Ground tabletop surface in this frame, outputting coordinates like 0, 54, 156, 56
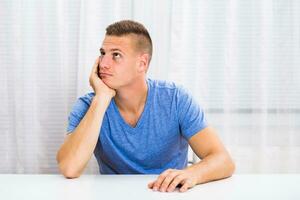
0, 174, 299, 200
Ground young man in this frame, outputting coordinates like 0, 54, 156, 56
56, 20, 235, 193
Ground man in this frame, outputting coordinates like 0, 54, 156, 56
56, 20, 235, 193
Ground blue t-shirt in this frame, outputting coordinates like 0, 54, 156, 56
67, 79, 207, 174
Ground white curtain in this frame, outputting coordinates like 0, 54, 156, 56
1, 0, 299, 174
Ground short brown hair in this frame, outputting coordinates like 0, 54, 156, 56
106, 20, 153, 63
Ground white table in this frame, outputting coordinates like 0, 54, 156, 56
0, 174, 299, 200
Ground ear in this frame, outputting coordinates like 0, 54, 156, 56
137, 53, 149, 73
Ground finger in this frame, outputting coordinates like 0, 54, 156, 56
148, 181, 155, 189
179, 180, 191, 193
159, 171, 181, 192
166, 174, 185, 192
152, 169, 173, 191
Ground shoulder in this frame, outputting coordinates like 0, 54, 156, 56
148, 78, 190, 99
77, 92, 95, 105
67, 92, 95, 133
148, 78, 177, 89
147, 78, 186, 95
71, 92, 95, 113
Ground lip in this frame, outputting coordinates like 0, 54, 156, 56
99, 73, 113, 76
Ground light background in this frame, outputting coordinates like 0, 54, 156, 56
0, 0, 299, 174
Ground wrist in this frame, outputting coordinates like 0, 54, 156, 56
185, 164, 203, 185
95, 89, 115, 99
93, 93, 113, 106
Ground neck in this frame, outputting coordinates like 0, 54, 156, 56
114, 77, 148, 113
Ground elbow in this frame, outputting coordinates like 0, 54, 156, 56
229, 159, 236, 176
62, 170, 81, 179
217, 151, 236, 178
58, 163, 82, 179
56, 154, 81, 179
226, 154, 236, 177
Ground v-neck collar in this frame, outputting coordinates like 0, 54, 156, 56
112, 79, 152, 133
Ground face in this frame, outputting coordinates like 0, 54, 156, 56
99, 35, 148, 89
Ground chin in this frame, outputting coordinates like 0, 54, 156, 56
102, 79, 118, 90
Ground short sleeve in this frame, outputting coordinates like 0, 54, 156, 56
66, 93, 95, 133
176, 86, 208, 140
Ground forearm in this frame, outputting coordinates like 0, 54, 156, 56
186, 152, 235, 185
57, 94, 111, 177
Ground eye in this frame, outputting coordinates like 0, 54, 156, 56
112, 52, 121, 59
100, 51, 105, 56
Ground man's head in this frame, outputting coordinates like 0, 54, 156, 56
106, 20, 152, 62
99, 20, 153, 89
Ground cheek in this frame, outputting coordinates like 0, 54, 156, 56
112, 60, 139, 83
119, 62, 138, 77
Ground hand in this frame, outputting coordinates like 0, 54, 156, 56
89, 57, 116, 98
148, 168, 198, 193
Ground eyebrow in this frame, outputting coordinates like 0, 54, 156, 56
99, 48, 125, 54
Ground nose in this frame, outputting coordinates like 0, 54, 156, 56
99, 54, 111, 69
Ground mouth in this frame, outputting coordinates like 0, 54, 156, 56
99, 73, 113, 76
99, 73, 113, 79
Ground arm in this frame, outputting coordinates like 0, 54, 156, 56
148, 126, 235, 192
186, 126, 235, 184
56, 57, 115, 178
